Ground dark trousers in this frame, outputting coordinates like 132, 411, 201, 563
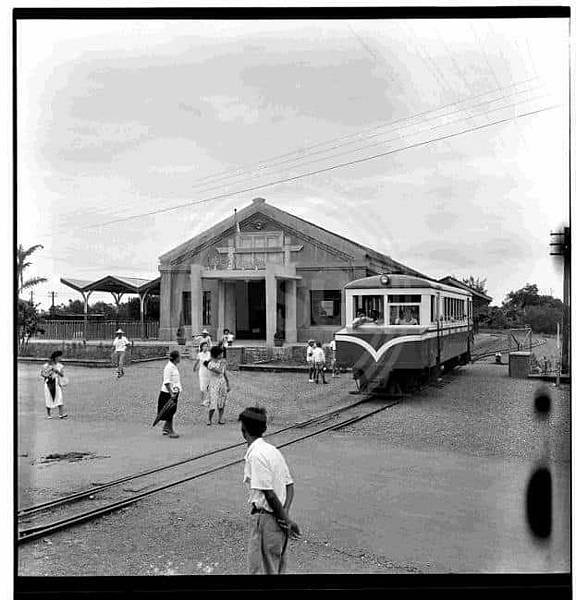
157, 391, 178, 432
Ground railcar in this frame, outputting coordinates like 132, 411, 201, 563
335, 274, 474, 393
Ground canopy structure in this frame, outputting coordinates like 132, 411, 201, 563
60, 275, 161, 339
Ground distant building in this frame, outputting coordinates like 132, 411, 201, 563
158, 198, 425, 345
438, 276, 492, 332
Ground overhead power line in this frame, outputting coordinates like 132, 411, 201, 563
64, 83, 549, 231
83, 103, 558, 230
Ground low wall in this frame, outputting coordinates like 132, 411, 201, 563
19, 341, 170, 364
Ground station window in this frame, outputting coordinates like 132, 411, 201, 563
352, 295, 385, 323
310, 290, 341, 325
203, 291, 211, 325
182, 292, 191, 326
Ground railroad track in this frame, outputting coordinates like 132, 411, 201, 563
18, 354, 481, 545
18, 396, 400, 545
470, 337, 546, 363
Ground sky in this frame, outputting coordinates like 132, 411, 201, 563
16, 16, 569, 309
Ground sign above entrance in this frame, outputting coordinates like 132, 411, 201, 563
213, 231, 303, 270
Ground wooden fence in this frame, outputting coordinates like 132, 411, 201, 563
37, 320, 160, 340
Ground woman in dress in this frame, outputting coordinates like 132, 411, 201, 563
193, 341, 211, 407
40, 350, 68, 419
204, 344, 231, 426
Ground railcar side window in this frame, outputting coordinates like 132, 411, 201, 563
387, 295, 421, 325
389, 305, 420, 325
352, 295, 384, 323
442, 297, 465, 321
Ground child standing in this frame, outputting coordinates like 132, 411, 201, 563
312, 342, 328, 385
306, 340, 315, 383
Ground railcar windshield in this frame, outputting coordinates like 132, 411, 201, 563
388, 294, 421, 325
352, 295, 385, 325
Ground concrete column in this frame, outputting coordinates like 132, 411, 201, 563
265, 270, 277, 346
159, 270, 172, 340
190, 264, 203, 338
217, 279, 225, 340
285, 279, 297, 343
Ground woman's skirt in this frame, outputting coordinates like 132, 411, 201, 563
44, 379, 63, 409
207, 376, 227, 410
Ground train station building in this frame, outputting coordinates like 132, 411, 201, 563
158, 197, 424, 345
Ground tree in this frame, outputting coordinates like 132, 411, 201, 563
17, 299, 45, 351
503, 284, 540, 310
461, 276, 488, 295
17, 244, 47, 296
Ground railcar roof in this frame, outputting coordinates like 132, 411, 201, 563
344, 274, 472, 295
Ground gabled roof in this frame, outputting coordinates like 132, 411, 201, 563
61, 275, 161, 295
159, 197, 426, 278
439, 276, 492, 302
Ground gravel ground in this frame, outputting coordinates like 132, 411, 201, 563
17, 357, 570, 575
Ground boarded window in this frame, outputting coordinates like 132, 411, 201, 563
182, 292, 191, 326
203, 291, 211, 326
310, 290, 341, 326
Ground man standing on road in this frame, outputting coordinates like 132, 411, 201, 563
112, 328, 131, 378
239, 406, 301, 574
155, 350, 182, 439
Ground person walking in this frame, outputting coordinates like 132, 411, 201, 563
328, 334, 340, 378
155, 350, 182, 438
112, 328, 131, 378
205, 344, 230, 425
40, 350, 68, 419
306, 340, 315, 383
198, 329, 212, 349
239, 406, 301, 575
312, 341, 328, 384
193, 341, 211, 408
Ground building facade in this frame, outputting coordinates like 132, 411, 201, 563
158, 198, 424, 345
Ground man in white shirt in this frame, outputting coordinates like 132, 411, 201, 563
312, 342, 328, 384
155, 350, 182, 439
239, 406, 301, 574
306, 340, 315, 383
112, 328, 131, 378
328, 335, 340, 378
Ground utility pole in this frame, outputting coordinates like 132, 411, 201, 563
29, 290, 34, 305
550, 227, 570, 373
49, 291, 57, 313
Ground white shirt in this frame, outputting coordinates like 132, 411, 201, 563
306, 345, 314, 363
312, 347, 326, 364
329, 340, 336, 354
113, 336, 130, 352
243, 438, 293, 512
161, 361, 182, 394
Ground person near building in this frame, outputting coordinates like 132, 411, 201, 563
205, 344, 230, 425
328, 334, 340, 378
306, 340, 315, 383
198, 329, 212, 349
155, 350, 182, 439
40, 350, 68, 419
239, 406, 301, 575
193, 340, 211, 407
312, 341, 328, 384
112, 328, 131, 378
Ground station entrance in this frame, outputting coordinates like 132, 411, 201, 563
234, 280, 266, 340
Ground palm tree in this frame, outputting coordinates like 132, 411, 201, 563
17, 243, 47, 297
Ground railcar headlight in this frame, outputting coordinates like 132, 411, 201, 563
380, 275, 389, 285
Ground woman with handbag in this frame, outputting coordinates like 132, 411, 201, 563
40, 350, 68, 419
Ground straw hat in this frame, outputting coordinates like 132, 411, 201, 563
116, 328, 124, 334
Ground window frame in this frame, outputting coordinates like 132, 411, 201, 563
309, 289, 342, 326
